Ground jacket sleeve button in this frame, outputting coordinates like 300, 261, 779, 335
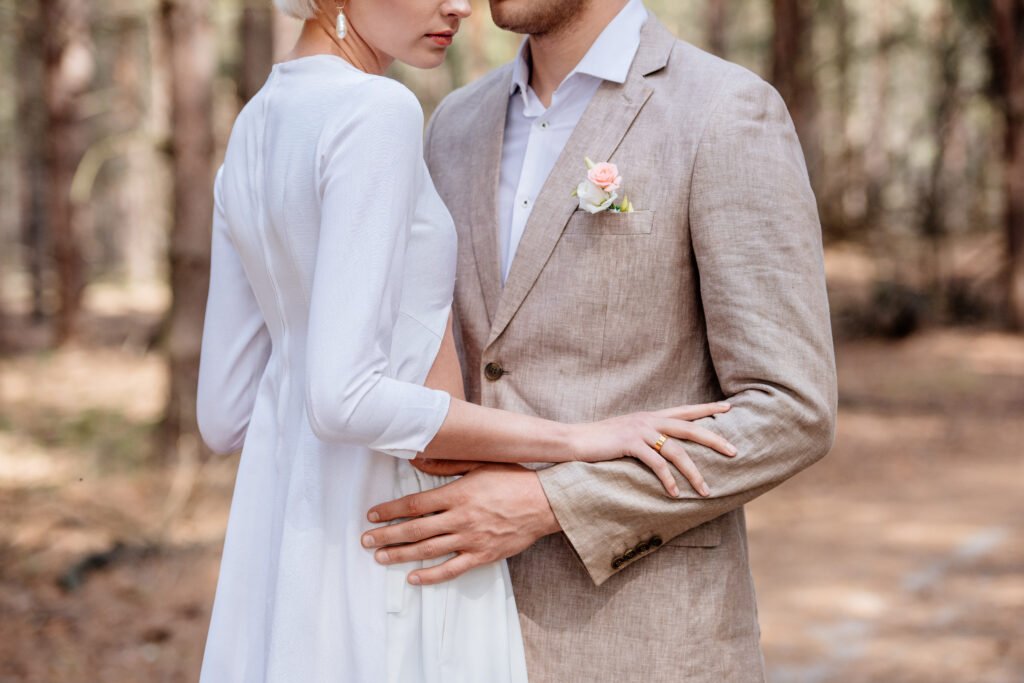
650, 536, 663, 548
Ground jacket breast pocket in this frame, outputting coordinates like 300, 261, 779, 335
563, 209, 655, 236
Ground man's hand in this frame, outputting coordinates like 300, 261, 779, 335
409, 456, 486, 477
362, 464, 561, 585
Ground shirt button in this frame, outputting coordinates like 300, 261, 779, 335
521, 199, 529, 208
539, 121, 549, 129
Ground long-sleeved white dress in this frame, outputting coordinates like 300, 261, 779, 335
195, 54, 527, 683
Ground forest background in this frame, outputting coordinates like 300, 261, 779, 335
0, 1, 1022, 681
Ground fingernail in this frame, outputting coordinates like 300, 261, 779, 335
361, 534, 375, 548
408, 574, 421, 585
700, 484, 711, 496
670, 486, 679, 497
375, 549, 389, 563
727, 444, 738, 456
367, 511, 380, 523
719, 403, 731, 409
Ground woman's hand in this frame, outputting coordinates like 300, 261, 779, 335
569, 402, 737, 498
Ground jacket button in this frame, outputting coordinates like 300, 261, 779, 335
484, 362, 505, 381
611, 556, 624, 569
635, 541, 650, 554
650, 536, 663, 548
622, 548, 637, 561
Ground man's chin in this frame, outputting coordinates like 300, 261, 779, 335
487, 4, 529, 34
488, 0, 586, 37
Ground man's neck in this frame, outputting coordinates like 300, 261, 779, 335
527, 0, 630, 107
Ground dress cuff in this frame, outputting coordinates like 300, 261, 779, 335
371, 386, 452, 460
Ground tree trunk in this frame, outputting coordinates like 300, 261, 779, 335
706, 0, 728, 58
239, 0, 275, 103
812, 0, 853, 241
992, 0, 1024, 329
110, 15, 164, 287
41, 0, 94, 344
16, 0, 48, 323
864, 3, 892, 233
919, 4, 960, 307
159, 0, 216, 459
770, 0, 820, 188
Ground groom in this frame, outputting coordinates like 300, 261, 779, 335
364, 0, 837, 679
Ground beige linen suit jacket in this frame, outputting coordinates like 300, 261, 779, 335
424, 15, 838, 683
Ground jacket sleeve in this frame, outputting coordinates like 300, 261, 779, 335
536, 72, 838, 586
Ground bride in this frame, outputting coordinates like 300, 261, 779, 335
195, 0, 736, 680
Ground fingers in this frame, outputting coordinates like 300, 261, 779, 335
657, 417, 738, 457
361, 513, 451, 549
372, 534, 462, 565
408, 552, 481, 586
411, 458, 483, 477
410, 458, 449, 476
632, 444, 681, 497
660, 438, 710, 497
638, 428, 712, 498
367, 487, 450, 524
655, 401, 731, 421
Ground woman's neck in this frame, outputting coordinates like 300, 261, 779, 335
282, 17, 392, 76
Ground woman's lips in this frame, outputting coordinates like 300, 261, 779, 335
427, 32, 454, 47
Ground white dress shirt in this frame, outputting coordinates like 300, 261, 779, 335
498, 0, 648, 282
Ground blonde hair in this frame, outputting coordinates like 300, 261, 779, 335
274, 0, 326, 20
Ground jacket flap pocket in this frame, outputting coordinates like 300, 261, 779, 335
664, 517, 723, 547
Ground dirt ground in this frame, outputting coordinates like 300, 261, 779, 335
0, 296, 1021, 682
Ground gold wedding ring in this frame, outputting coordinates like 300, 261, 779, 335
653, 433, 668, 453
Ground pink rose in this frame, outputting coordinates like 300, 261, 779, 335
587, 162, 622, 192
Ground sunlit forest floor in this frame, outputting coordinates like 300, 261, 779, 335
0, 281, 1022, 682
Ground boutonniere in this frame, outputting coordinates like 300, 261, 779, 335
570, 157, 635, 214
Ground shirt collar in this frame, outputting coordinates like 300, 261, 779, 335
509, 0, 649, 98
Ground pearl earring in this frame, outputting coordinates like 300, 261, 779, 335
336, 3, 347, 40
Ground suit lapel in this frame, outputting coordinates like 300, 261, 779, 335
486, 17, 676, 348
466, 67, 513, 325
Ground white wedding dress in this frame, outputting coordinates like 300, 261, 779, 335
195, 54, 528, 683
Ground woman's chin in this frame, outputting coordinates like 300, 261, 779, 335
399, 49, 450, 71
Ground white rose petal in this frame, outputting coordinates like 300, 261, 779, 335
576, 180, 617, 214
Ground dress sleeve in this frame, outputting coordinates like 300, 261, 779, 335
304, 80, 452, 459
197, 165, 273, 454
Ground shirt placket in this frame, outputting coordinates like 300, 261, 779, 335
505, 121, 549, 278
